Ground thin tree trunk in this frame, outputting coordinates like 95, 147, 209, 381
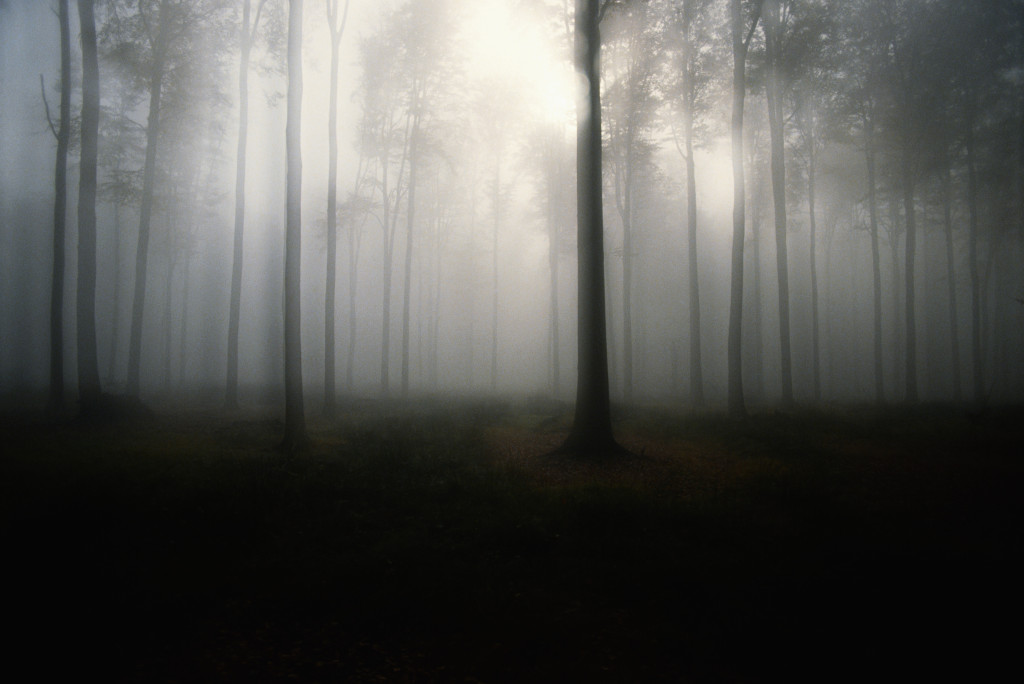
682, 32, 704, 406
282, 0, 308, 453
227, 0, 255, 410
548, 143, 561, 396
47, 0, 71, 416
940, 142, 962, 402
902, 152, 918, 403
727, 0, 760, 418
764, 0, 793, 408
806, 109, 821, 403
402, 107, 419, 396
77, 0, 102, 410
491, 155, 500, 392
127, 0, 171, 398
865, 110, 884, 404
966, 104, 984, 405
324, 0, 349, 414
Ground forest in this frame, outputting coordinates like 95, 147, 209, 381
2, 0, 1023, 680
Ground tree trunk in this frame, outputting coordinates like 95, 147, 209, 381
806, 108, 821, 403
48, 0, 71, 416
126, 0, 171, 399
902, 151, 918, 403
865, 110, 884, 404
491, 155, 500, 392
966, 103, 984, 405
727, 0, 759, 419
764, 0, 793, 408
940, 141, 962, 402
324, 0, 348, 414
682, 22, 704, 406
548, 141, 561, 396
557, 0, 620, 457
402, 108, 419, 397
77, 0, 102, 412
226, 0, 253, 410
281, 0, 308, 454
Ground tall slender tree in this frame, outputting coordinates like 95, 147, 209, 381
78, 0, 103, 412
226, 0, 270, 410
323, 0, 350, 413
281, 0, 308, 453
45, 0, 71, 416
727, 0, 762, 418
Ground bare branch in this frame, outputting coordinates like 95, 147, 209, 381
40, 74, 59, 139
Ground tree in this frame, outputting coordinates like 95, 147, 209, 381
602, 0, 662, 403
77, 0, 103, 412
44, 0, 72, 415
668, 0, 718, 407
761, 0, 793, 407
556, 0, 623, 457
727, 0, 762, 418
323, 0, 350, 413
226, 0, 271, 410
281, 0, 308, 453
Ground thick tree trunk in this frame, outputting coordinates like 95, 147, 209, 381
77, 0, 102, 410
226, 1, 253, 410
621, 165, 634, 403
48, 0, 71, 416
346, 212, 359, 389
764, 0, 793, 408
281, 0, 308, 453
865, 111, 884, 404
727, 0, 759, 419
557, 0, 620, 456
126, 0, 170, 399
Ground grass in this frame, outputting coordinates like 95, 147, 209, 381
2, 400, 1022, 682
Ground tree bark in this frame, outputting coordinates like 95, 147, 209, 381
805, 105, 820, 403
902, 151, 918, 403
77, 0, 102, 410
282, 0, 308, 453
557, 0, 620, 457
47, 0, 71, 416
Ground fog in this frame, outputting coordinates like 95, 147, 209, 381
2, 0, 1023, 414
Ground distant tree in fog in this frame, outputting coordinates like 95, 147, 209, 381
104, 0, 230, 398
602, 0, 663, 403
44, 0, 71, 415
282, 0, 308, 454
77, 0, 103, 411
226, 0, 274, 411
727, 0, 762, 419
323, 0, 350, 415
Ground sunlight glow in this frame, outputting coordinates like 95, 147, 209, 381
461, 0, 575, 124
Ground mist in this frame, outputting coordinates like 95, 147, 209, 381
2, 0, 1024, 414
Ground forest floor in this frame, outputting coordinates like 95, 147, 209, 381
2, 398, 1022, 682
